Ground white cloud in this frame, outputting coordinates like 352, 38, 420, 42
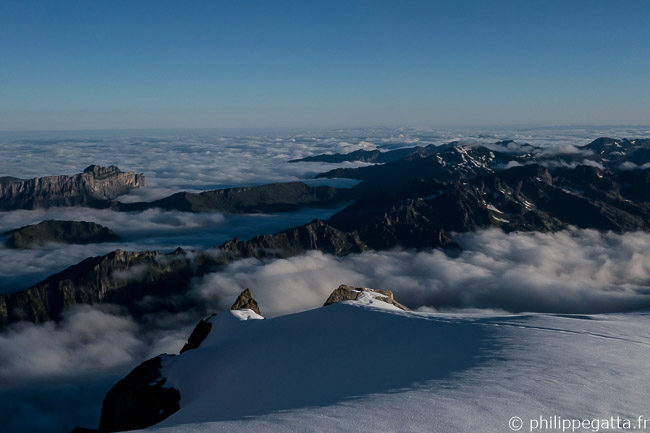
191, 229, 650, 317
0, 304, 197, 433
0, 305, 140, 383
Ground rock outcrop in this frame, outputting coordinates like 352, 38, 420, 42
178, 315, 216, 355
98, 355, 180, 432
0, 165, 145, 210
229, 288, 262, 316
5, 220, 120, 248
324, 284, 411, 311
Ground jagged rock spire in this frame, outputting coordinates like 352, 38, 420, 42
230, 288, 262, 316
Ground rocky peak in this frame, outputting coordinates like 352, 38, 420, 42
230, 288, 262, 316
324, 284, 411, 311
582, 137, 621, 152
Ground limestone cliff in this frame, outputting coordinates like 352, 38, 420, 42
0, 165, 145, 210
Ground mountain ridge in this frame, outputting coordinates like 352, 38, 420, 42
0, 165, 145, 211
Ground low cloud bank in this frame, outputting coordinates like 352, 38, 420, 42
192, 229, 650, 317
0, 305, 193, 385
0, 305, 196, 433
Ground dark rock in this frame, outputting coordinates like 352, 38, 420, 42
327, 197, 459, 250
87, 289, 265, 432
6, 219, 120, 249
324, 284, 410, 311
98, 355, 180, 432
179, 314, 216, 354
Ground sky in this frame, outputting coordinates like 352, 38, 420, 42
1, 0, 650, 130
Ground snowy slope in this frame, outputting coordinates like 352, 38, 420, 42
139, 300, 650, 433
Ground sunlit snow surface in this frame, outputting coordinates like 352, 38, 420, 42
137, 302, 650, 433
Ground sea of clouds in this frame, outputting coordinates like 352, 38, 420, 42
2, 126, 650, 432
2, 126, 649, 193
2, 126, 649, 292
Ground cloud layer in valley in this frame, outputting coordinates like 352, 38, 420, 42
0, 305, 198, 433
0, 206, 343, 293
192, 229, 650, 317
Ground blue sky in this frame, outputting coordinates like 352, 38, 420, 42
1, 0, 649, 130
